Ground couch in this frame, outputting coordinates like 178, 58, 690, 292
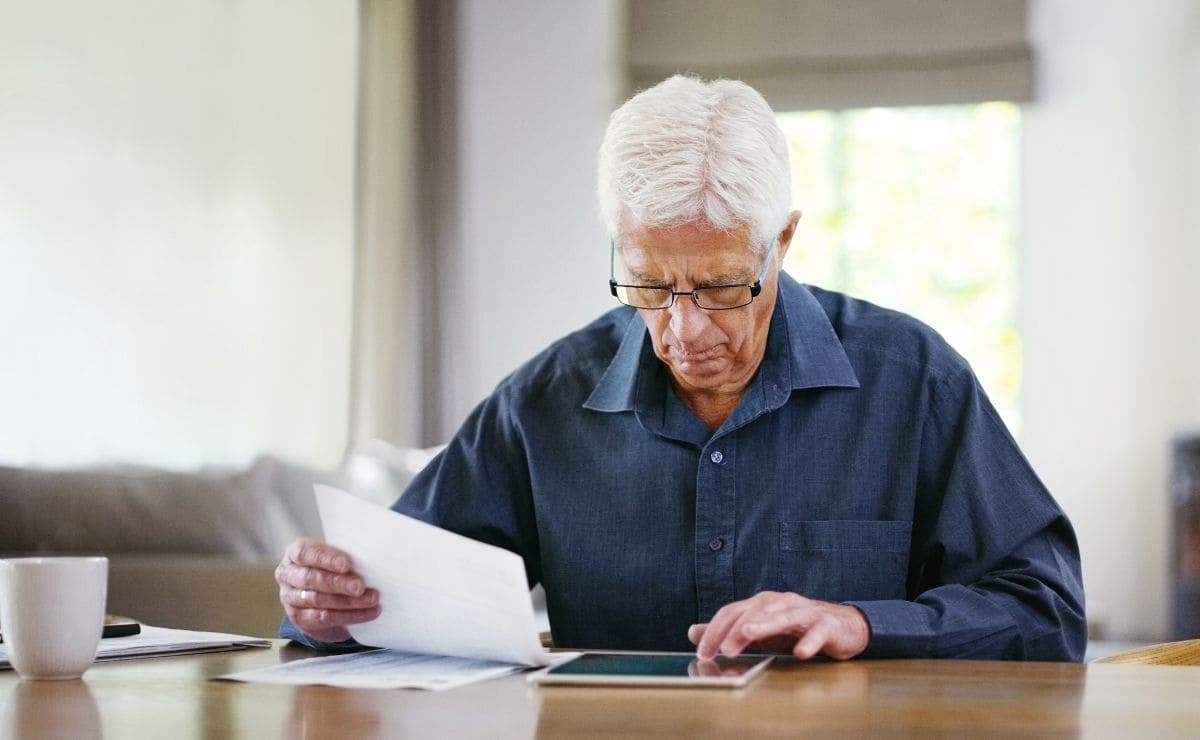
0, 442, 440, 638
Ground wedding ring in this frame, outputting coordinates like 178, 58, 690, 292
299, 589, 313, 607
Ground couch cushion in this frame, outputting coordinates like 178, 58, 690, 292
0, 442, 448, 561
106, 555, 282, 638
341, 440, 445, 508
0, 461, 276, 557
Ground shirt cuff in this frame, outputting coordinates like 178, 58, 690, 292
843, 600, 931, 658
277, 616, 362, 652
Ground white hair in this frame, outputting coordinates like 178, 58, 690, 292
597, 75, 791, 253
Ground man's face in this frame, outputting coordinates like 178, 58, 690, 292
617, 218, 794, 399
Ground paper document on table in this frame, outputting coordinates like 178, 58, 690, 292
1, 625, 269, 670
221, 649, 524, 691
314, 484, 553, 667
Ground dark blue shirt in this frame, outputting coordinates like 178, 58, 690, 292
286, 273, 1086, 660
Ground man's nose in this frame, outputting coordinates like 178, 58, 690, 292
667, 295, 710, 341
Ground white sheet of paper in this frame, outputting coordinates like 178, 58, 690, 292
1, 625, 269, 669
314, 484, 553, 667
221, 649, 524, 691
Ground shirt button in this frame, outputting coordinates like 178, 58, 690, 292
708, 537, 724, 551
709, 451, 724, 464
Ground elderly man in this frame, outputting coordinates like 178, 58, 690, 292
276, 76, 1086, 661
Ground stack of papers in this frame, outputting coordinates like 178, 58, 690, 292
0, 625, 269, 670
313, 485, 554, 666
221, 485, 567, 690
221, 649, 530, 691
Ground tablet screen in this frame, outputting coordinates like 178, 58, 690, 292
532, 653, 773, 687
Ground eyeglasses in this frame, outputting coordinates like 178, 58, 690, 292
608, 238, 777, 310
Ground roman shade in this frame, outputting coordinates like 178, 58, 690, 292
628, 0, 1032, 109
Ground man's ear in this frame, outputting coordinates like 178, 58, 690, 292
777, 210, 802, 262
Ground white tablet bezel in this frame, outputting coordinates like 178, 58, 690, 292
529, 652, 773, 688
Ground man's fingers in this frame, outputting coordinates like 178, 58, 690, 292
715, 623, 757, 658
285, 537, 353, 573
286, 604, 382, 644
740, 612, 792, 641
275, 537, 384, 644
693, 593, 870, 662
695, 601, 754, 659
717, 609, 797, 658
286, 586, 379, 611
275, 556, 367, 597
791, 619, 831, 660
290, 605, 381, 630
696, 592, 794, 659
276, 537, 362, 594
696, 592, 784, 658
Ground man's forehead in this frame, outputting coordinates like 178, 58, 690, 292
617, 231, 760, 278
619, 246, 752, 268
620, 220, 751, 246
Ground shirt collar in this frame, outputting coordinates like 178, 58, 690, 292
583, 272, 859, 415
583, 310, 646, 413
776, 271, 860, 392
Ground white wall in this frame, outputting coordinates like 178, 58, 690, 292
1023, 0, 1200, 640
433, 0, 622, 438
0, 1, 358, 469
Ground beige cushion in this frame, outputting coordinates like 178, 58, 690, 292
0, 461, 276, 557
106, 555, 281, 638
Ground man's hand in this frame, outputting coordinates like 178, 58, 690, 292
688, 591, 870, 661
274, 537, 381, 644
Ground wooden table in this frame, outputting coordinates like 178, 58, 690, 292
2, 642, 1198, 738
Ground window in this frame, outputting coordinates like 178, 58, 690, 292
778, 103, 1022, 431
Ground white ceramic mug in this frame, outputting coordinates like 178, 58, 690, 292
0, 556, 108, 680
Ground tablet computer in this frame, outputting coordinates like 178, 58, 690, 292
530, 652, 772, 688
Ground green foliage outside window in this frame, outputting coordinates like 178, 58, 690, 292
778, 103, 1022, 432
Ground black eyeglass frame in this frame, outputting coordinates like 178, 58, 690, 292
608, 238, 778, 311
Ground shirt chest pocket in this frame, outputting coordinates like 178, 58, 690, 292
777, 520, 911, 602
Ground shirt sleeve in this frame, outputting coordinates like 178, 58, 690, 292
277, 615, 364, 651
389, 386, 542, 588
847, 368, 1087, 661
